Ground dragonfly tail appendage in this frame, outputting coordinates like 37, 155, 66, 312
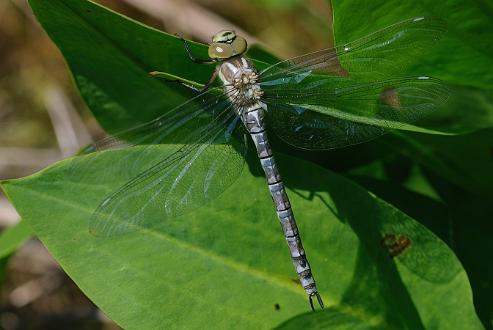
309, 292, 325, 311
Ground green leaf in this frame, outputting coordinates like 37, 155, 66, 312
421, 171, 493, 328
0, 220, 32, 283
276, 307, 375, 329
28, 0, 210, 133
377, 129, 493, 327
332, 1, 493, 89
0, 219, 32, 259
345, 134, 493, 327
1, 149, 482, 329
418, 86, 493, 134
330, 2, 493, 135
390, 128, 493, 197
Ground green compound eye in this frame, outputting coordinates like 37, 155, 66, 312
212, 30, 236, 43
208, 33, 247, 59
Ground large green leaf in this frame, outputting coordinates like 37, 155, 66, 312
387, 129, 493, 328
28, 0, 210, 133
332, 1, 493, 89
342, 134, 493, 328
1, 149, 482, 329
326, 3, 493, 321
325, 0, 493, 136
331, 1, 493, 135
421, 170, 493, 329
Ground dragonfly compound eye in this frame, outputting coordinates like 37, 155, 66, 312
212, 30, 236, 43
208, 32, 247, 59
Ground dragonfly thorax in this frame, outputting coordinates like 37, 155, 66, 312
218, 56, 263, 111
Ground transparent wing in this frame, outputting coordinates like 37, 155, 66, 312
257, 16, 448, 149
259, 16, 447, 83
86, 89, 247, 236
262, 76, 449, 149
81, 89, 232, 153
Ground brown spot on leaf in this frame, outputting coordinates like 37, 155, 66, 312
381, 233, 411, 257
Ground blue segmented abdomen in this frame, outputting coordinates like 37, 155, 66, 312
241, 102, 319, 296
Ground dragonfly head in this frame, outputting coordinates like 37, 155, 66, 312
209, 30, 247, 60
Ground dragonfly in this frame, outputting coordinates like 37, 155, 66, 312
84, 16, 449, 311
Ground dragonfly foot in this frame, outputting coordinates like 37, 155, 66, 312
309, 292, 324, 311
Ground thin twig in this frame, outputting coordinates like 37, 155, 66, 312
0, 147, 60, 168
43, 85, 92, 157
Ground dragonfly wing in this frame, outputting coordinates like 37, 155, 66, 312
259, 16, 446, 83
262, 76, 449, 149
81, 88, 232, 153
87, 90, 247, 236
258, 16, 448, 150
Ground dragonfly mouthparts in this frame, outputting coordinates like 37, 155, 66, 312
233, 70, 260, 88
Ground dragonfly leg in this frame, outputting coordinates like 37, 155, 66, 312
309, 292, 324, 312
150, 69, 218, 94
176, 33, 217, 64
150, 34, 218, 92
194, 69, 219, 93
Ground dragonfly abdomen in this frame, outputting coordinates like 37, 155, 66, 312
242, 103, 321, 300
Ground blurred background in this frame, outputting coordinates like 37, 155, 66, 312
0, 0, 333, 328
